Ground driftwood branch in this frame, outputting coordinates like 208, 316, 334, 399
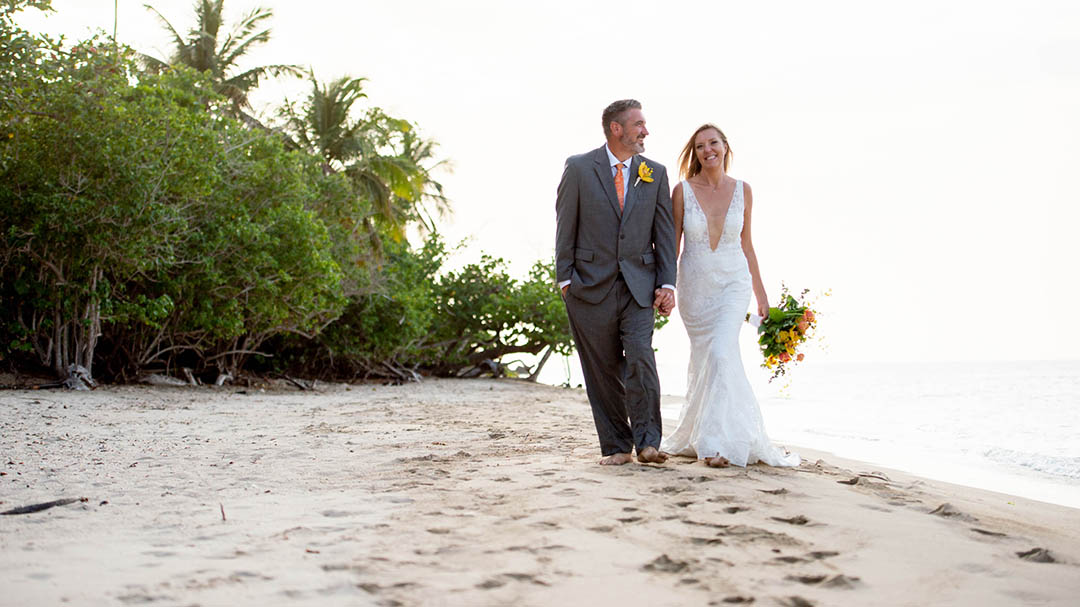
1, 497, 88, 515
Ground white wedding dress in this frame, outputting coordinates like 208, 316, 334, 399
660, 180, 799, 467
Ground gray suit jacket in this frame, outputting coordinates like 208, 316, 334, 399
555, 145, 677, 308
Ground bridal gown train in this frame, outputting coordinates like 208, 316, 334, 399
660, 180, 799, 467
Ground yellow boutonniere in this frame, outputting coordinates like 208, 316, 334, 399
634, 161, 654, 186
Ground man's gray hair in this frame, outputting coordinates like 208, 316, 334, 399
602, 99, 642, 138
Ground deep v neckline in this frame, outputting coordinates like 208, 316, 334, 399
688, 180, 738, 252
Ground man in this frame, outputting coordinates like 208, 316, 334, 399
555, 99, 677, 466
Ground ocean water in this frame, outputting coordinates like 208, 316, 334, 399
744, 360, 1080, 509
540, 355, 1080, 509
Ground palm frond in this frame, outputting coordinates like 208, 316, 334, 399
137, 52, 171, 74
219, 6, 274, 60
143, 4, 187, 52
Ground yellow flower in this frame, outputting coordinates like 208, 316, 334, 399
636, 161, 654, 185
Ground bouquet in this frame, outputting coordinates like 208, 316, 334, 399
746, 286, 819, 381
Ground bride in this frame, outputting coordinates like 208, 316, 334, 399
659, 124, 799, 468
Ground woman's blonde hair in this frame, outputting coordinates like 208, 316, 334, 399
678, 123, 732, 179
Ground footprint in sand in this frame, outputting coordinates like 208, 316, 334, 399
502, 573, 550, 586
689, 537, 725, 546
721, 524, 802, 546
770, 515, 811, 526
758, 488, 788, 495
718, 596, 755, 604
476, 578, 505, 589
778, 596, 815, 607
971, 527, 1007, 537
1017, 548, 1057, 563
358, 581, 418, 595
653, 486, 689, 495
475, 573, 550, 588
928, 503, 978, 523
680, 518, 728, 530
642, 554, 693, 573
725, 506, 750, 514
786, 574, 827, 585
787, 574, 861, 589
822, 574, 862, 589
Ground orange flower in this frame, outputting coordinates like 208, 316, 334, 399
796, 353, 805, 362
803, 309, 815, 323
797, 319, 809, 334
779, 352, 791, 363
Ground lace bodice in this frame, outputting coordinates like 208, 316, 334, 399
682, 179, 744, 253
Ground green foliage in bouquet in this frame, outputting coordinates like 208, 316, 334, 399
750, 286, 818, 382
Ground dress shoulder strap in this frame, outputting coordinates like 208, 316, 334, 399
681, 180, 697, 208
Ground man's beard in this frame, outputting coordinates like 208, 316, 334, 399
621, 134, 645, 153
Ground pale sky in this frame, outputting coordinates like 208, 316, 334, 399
19, 1, 1080, 371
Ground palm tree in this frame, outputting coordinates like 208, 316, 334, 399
142, 0, 301, 121
281, 72, 450, 241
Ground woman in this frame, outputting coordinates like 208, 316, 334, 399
659, 124, 799, 468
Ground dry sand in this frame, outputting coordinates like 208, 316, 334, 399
1, 378, 1078, 606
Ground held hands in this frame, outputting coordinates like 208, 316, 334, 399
653, 288, 675, 316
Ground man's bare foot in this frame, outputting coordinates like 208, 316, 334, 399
599, 452, 633, 466
637, 446, 668, 464
705, 456, 730, 468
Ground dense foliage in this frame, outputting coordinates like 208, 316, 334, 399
0, 0, 572, 385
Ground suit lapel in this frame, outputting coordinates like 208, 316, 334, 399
622, 155, 640, 221
592, 147, 622, 218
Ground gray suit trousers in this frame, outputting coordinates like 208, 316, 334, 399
565, 275, 662, 456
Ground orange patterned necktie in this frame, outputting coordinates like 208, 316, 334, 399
614, 162, 625, 211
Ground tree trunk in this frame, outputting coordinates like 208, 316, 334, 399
527, 346, 554, 382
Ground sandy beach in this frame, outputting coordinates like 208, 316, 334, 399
2, 378, 1078, 606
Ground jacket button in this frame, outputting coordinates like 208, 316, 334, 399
620, 234, 625, 239
618, 256, 624, 262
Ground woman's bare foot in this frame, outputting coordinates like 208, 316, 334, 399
705, 456, 730, 468
599, 452, 633, 466
637, 446, 669, 464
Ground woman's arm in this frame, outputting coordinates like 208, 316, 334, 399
740, 181, 770, 317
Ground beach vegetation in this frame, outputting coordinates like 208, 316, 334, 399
0, 0, 572, 386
